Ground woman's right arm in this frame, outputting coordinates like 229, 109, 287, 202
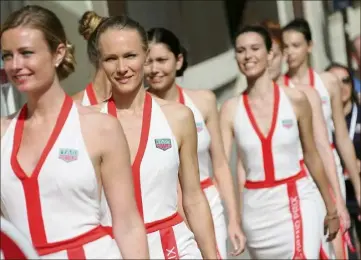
294, 91, 339, 241
99, 115, 149, 259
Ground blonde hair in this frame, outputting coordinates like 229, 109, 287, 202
78, 11, 104, 40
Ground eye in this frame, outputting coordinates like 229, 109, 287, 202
1, 53, 12, 61
125, 53, 137, 59
21, 50, 33, 57
105, 56, 117, 62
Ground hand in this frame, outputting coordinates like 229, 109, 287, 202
324, 210, 340, 242
227, 220, 246, 256
336, 202, 351, 230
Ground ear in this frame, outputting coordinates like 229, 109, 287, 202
267, 49, 274, 64
307, 41, 313, 54
53, 43, 66, 68
176, 53, 184, 71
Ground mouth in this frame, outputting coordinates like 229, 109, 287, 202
114, 75, 133, 84
13, 74, 33, 84
149, 76, 163, 83
244, 62, 256, 69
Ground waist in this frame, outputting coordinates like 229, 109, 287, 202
105, 212, 183, 237
36, 225, 108, 256
200, 177, 213, 190
245, 169, 306, 189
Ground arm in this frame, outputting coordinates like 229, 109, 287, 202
204, 92, 244, 255
178, 107, 217, 259
328, 76, 361, 205
296, 93, 339, 241
100, 116, 149, 259
305, 89, 350, 222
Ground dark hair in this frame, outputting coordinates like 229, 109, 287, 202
78, 11, 106, 67
1, 5, 75, 80
234, 24, 273, 52
325, 62, 359, 105
261, 20, 282, 47
93, 15, 147, 63
282, 18, 312, 43
147, 28, 188, 77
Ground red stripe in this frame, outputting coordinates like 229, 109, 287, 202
107, 93, 152, 219
200, 177, 213, 190
284, 75, 289, 86
66, 247, 86, 260
160, 227, 180, 259
85, 83, 98, 105
319, 246, 329, 260
284, 68, 314, 88
10, 95, 73, 247
0, 231, 28, 259
177, 85, 185, 105
243, 82, 280, 184
287, 182, 306, 259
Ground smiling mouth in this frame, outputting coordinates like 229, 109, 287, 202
13, 74, 32, 83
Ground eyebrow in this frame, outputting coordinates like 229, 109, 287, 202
2, 46, 32, 53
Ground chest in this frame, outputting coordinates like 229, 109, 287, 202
119, 115, 143, 163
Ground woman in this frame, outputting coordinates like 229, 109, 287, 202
0, 5, 148, 259
72, 11, 111, 106
282, 18, 361, 259
86, 15, 218, 259
144, 27, 245, 258
220, 24, 339, 259
264, 20, 348, 258
327, 62, 361, 259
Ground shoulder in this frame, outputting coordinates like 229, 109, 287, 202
71, 90, 85, 102
319, 71, 339, 89
154, 96, 195, 122
281, 85, 309, 108
220, 96, 239, 119
184, 89, 217, 105
1, 112, 17, 138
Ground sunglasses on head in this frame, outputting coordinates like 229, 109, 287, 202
341, 76, 352, 84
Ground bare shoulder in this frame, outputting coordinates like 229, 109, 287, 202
71, 90, 85, 102
281, 85, 309, 109
1, 112, 17, 138
184, 89, 216, 105
154, 96, 194, 122
220, 96, 239, 116
319, 71, 339, 90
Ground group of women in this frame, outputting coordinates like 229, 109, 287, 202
0, 4, 359, 260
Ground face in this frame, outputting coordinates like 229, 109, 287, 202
268, 41, 283, 80
99, 28, 146, 94
144, 43, 182, 91
1, 27, 64, 93
282, 30, 311, 69
329, 67, 353, 103
235, 32, 272, 79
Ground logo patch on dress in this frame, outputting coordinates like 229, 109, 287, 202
59, 148, 78, 163
282, 119, 293, 129
196, 122, 203, 133
321, 96, 328, 104
154, 138, 172, 151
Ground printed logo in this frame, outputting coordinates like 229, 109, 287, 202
321, 96, 328, 104
356, 123, 361, 134
165, 246, 178, 259
154, 138, 172, 151
282, 119, 293, 129
58, 148, 78, 163
196, 122, 203, 133
290, 196, 305, 259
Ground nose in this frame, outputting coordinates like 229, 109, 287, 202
149, 62, 159, 75
9, 54, 23, 72
245, 50, 252, 60
116, 59, 127, 74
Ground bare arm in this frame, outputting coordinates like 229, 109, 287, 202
296, 92, 339, 240
305, 89, 346, 207
327, 75, 361, 204
100, 116, 149, 259
178, 107, 217, 259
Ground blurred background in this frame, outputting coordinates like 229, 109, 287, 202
1, 1, 360, 258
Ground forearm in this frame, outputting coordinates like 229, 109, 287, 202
315, 141, 345, 204
337, 138, 361, 198
113, 218, 149, 259
304, 151, 335, 213
183, 192, 217, 259
214, 166, 240, 223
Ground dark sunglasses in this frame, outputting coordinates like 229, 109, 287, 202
341, 76, 352, 84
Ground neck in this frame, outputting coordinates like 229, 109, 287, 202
148, 81, 178, 102
246, 71, 274, 99
112, 84, 146, 112
288, 60, 310, 84
93, 70, 112, 102
343, 100, 353, 115
273, 72, 282, 84
26, 80, 66, 119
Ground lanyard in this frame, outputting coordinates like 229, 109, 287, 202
349, 103, 358, 140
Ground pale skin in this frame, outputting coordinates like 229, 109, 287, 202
145, 42, 245, 256
282, 29, 361, 216
97, 27, 218, 259
0, 26, 149, 258
221, 31, 339, 242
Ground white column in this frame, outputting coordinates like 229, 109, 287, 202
276, 0, 295, 26
303, 0, 330, 71
327, 11, 348, 65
